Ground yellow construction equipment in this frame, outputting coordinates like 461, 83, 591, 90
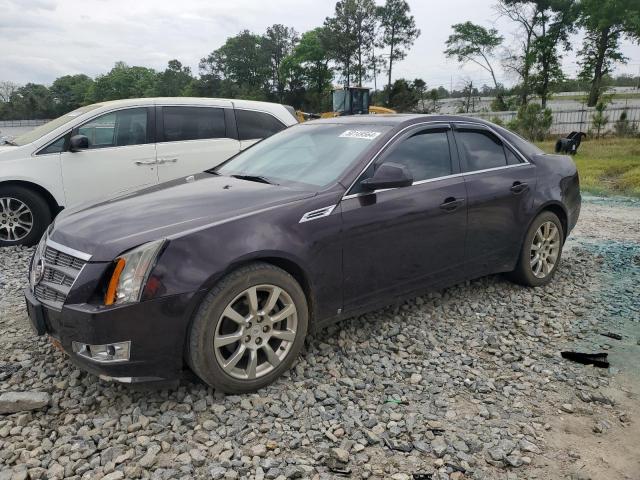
296, 86, 395, 122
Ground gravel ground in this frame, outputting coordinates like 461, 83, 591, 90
0, 196, 638, 480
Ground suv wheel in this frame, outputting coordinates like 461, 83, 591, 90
509, 211, 564, 287
188, 263, 308, 393
0, 185, 52, 247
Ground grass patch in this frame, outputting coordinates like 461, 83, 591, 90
536, 137, 640, 197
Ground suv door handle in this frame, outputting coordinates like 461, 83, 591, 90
134, 160, 157, 166
511, 181, 529, 194
440, 197, 465, 211
157, 157, 178, 164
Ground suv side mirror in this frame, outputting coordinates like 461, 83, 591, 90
69, 134, 89, 152
361, 162, 413, 191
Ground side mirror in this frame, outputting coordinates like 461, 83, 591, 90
361, 162, 413, 191
69, 134, 89, 152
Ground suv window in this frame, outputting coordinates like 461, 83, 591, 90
235, 109, 286, 141
456, 129, 508, 172
78, 108, 149, 149
379, 129, 452, 182
162, 106, 226, 142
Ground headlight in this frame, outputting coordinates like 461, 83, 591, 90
30, 233, 48, 289
104, 239, 165, 305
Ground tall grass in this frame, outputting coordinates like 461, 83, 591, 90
536, 137, 640, 197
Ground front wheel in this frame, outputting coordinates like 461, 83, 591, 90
0, 185, 52, 247
508, 211, 564, 287
187, 263, 308, 393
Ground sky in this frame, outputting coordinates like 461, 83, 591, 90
1, 0, 639, 90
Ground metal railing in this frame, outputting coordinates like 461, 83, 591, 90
466, 106, 640, 135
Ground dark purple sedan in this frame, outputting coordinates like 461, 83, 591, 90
25, 115, 581, 393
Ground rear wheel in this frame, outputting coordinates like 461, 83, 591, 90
509, 211, 564, 287
0, 185, 51, 247
188, 263, 308, 393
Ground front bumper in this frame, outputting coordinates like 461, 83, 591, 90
24, 287, 202, 382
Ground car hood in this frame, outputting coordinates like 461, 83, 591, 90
50, 174, 314, 261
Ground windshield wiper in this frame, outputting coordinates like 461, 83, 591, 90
230, 174, 276, 185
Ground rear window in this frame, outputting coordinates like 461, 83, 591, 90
162, 106, 226, 142
235, 109, 286, 141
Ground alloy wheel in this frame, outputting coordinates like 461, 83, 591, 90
530, 221, 560, 278
0, 197, 33, 242
214, 284, 298, 380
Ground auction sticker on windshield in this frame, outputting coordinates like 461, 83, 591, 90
339, 130, 382, 140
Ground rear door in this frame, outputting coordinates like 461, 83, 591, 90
155, 105, 240, 182
234, 109, 288, 150
453, 124, 536, 276
60, 107, 158, 207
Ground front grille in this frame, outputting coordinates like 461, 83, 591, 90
33, 245, 87, 310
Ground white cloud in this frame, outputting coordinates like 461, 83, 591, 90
0, 0, 638, 88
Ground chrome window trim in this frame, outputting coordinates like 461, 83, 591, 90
340, 119, 534, 201
46, 238, 92, 261
342, 172, 465, 200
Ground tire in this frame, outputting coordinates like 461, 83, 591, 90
508, 211, 564, 287
187, 262, 309, 393
0, 185, 52, 247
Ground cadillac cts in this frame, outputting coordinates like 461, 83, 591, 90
25, 115, 581, 393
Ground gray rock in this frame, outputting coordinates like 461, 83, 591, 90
210, 466, 226, 479
0, 392, 50, 414
431, 436, 448, 457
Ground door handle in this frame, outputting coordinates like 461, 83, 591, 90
510, 181, 529, 194
440, 197, 465, 211
134, 160, 157, 166
157, 157, 178, 164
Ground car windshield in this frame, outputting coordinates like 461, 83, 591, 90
216, 123, 391, 188
12, 104, 103, 146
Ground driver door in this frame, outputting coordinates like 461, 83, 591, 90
340, 124, 467, 311
59, 107, 158, 207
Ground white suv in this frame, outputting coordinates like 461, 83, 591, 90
0, 97, 298, 246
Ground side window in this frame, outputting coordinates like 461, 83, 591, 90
162, 106, 226, 142
37, 135, 68, 155
505, 147, 522, 165
379, 129, 452, 182
456, 130, 507, 172
78, 108, 149, 149
236, 110, 286, 141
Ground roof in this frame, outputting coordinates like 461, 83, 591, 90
87, 97, 290, 110
305, 114, 494, 127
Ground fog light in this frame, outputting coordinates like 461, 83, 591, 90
72, 341, 131, 363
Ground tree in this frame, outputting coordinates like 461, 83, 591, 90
282, 28, 333, 111
444, 22, 507, 110
591, 100, 609, 138
496, 0, 541, 105
382, 79, 420, 111
6, 83, 55, 119
87, 62, 157, 102
154, 60, 193, 97
49, 74, 93, 115
0, 81, 19, 103
510, 103, 553, 140
577, 0, 640, 107
497, 0, 575, 108
264, 25, 299, 101
200, 31, 272, 99
377, 0, 419, 105
323, 0, 378, 88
